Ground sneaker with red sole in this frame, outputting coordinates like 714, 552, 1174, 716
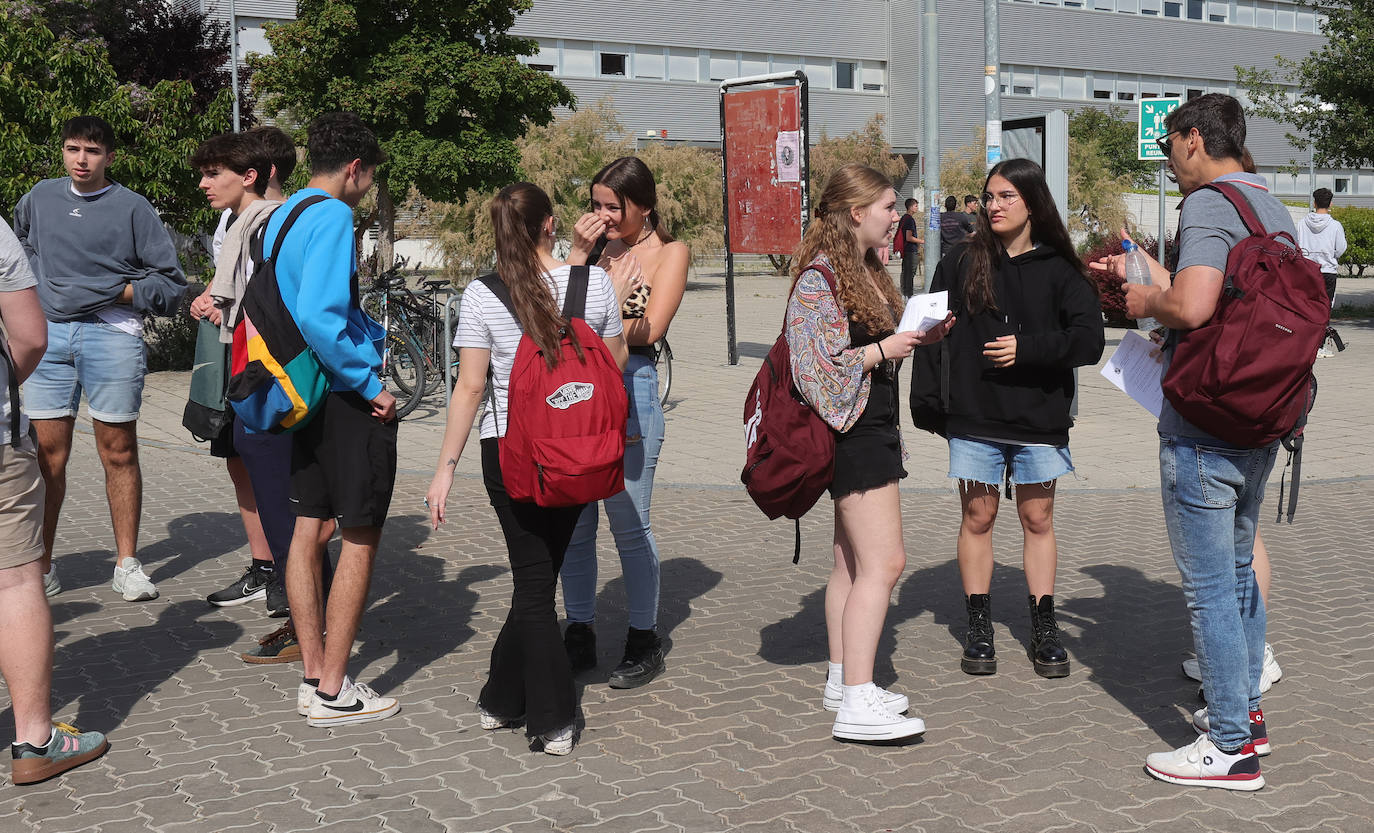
1192, 706, 1270, 756
1145, 734, 1264, 791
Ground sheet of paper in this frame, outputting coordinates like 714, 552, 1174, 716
1100, 329, 1164, 418
898, 291, 948, 334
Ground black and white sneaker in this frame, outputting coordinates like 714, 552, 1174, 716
207, 562, 274, 607
266, 578, 290, 618
306, 677, 400, 727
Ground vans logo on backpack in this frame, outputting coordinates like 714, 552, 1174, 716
546, 381, 594, 409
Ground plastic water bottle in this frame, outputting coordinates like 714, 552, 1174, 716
1121, 240, 1161, 333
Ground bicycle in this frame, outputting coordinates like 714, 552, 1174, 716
364, 264, 459, 418
654, 337, 672, 408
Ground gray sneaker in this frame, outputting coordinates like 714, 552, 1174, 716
42, 565, 61, 598
111, 558, 158, 602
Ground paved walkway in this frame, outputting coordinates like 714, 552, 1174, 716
5, 271, 1373, 832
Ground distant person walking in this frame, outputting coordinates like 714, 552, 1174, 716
1297, 187, 1346, 357
897, 198, 924, 295
427, 183, 628, 756
786, 163, 952, 744
912, 159, 1104, 680
13, 116, 187, 602
939, 195, 974, 258
559, 157, 689, 690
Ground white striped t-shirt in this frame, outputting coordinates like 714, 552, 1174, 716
455, 264, 622, 439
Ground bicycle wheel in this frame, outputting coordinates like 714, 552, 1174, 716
656, 338, 673, 407
384, 334, 425, 419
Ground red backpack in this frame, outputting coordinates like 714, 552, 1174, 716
478, 267, 627, 507
1162, 182, 1327, 449
741, 262, 839, 561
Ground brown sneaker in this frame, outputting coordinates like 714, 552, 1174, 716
240, 622, 301, 664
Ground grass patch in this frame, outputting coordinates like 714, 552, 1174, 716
1333, 301, 1374, 320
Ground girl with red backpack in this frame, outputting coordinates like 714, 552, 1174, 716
788, 164, 953, 743
425, 183, 630, 756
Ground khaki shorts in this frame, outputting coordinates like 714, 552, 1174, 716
0, 433, 46, 569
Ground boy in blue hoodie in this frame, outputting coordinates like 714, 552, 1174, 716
12, 116, 186, 603
263, 113, 400, 728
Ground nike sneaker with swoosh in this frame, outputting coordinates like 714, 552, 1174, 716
306, 677, 399, 727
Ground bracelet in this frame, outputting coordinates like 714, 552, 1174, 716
876, 342, 887, 361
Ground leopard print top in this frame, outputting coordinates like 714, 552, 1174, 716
621, 283, 651, 318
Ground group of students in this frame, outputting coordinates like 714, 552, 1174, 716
3, 93, 1304, 793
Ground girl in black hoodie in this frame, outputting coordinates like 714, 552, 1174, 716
911, 158, 1104, 679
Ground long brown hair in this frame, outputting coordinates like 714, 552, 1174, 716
490, 183, 583, 368
592, 156, 675, 244
962, 158, 1094, 314
791, 163, 902, 335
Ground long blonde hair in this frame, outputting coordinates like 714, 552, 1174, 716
791, 163, 902, 335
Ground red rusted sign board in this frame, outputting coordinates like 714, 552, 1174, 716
723, 85, 803, 255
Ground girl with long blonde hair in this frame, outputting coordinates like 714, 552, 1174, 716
787, 163, 953, 743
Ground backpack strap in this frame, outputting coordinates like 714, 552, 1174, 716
0, 336, 20, 448
1195, 181, 1268, 239
561, 264, 590, 321
265, 194, 331, 262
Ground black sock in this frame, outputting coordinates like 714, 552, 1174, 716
303, 677, 320, 688
317, 685, 340, 701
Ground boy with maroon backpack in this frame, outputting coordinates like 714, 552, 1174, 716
1094, 94, 1327, 791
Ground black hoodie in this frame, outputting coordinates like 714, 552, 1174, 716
910, 242, 1105, 445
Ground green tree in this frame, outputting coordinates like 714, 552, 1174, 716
249, 0, 575, 272
1068, 106, 1157, 189
1237, 1, 1374, 169
0, 3, 232, 235
1333, 205, 1374, 276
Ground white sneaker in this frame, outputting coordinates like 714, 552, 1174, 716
1184, 643, 1281, 694
823, 678, 909, 714
1144, 734, 1264, 791
540, 724, 575, 756
306, 677, 400, 727
43, 565, 61, 598
1192, 706, 1270, 756
831, 682, 926, 743
297, 683, 318, 717
111, 558, 158, 602
478, 708, 517, 730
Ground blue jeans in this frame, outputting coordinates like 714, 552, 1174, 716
1159, 433, 1277, 751
24, 318, 146, 422
561, 354, 664, 630
947, 435, 1073, 489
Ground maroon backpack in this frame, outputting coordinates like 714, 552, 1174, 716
741, 262, 839, 561
1162, 181, 1327, 450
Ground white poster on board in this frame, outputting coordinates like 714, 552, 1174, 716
775, 131, 800, 183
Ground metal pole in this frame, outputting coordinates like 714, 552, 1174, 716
720, 87, 735, 366
922, 0, 940, 289
1309, 140, 1315, 209
984, 0, 1001, 171
1158, 161, 1166, 262
229, 0, 240, 132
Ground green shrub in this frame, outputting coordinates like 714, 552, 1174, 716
144, 283, 199, 372
1332, 206, 1374, 277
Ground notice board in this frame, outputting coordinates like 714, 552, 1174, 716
722, 85, 804, 255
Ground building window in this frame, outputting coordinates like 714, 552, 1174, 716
1118, 0, 1139, 12
1093, 72, 1114, 100
1186, 87, 1204, 100
862, 61, 885, 92
1038, 68, 1061, 98
1335, 178, 1350, 194
1013, 68, 1035, 96
1296, 10, 1316, 32
1117, 77, 1138, 101
1140, 0, 1161, 13
562, 41, 594, 77
740, 52, 768, 78
599, 51, 627, 77
1000, 67, 1010, 95
1275, 5, 1295, 30
1165, 1, 1181, 16
1062, 70, 1087, 100
668, 47, 696, 81
709, 51, 736, 82
836, 61, 857, 90
1234, 2, 1254, 25
1255, 2, 1274, 27
1187, 0, 1203, 19
635, 47, 664, 80
805, 57, 832, 88
527, 39, 558, 73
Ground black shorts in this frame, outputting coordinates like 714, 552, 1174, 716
208, 418, 239, 459
829, 370, 907, 499
290, 392, 397, 528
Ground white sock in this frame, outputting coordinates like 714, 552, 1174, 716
842, 681, 876, 701
827, 662, 843, 686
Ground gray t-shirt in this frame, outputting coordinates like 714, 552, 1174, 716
1160, 172, 1298, 440
0, 220, 39, 429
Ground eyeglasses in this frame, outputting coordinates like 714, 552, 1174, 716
1157, 130, 1178, 157
980, 191, 1021, 209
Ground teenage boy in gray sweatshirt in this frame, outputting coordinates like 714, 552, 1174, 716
11, 115, 187, 602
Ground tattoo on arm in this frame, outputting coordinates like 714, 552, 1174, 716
445, 458, 458, 469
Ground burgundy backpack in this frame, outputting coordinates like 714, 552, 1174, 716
741, 262, 839, 561
1162, 182, 1327, 449
479, 267, 628, 508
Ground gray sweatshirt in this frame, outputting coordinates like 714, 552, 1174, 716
12, 178, 187, 322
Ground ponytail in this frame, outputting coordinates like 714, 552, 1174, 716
490, 183, 584, 368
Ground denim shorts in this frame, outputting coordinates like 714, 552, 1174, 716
947, 435, 1073, 490
23, 319, 147, 422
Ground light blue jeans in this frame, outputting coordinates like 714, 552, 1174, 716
1159, 432, 1277, 751
24, 318, 146, 422
560, 354, 664, 630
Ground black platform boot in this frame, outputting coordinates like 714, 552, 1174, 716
608, 627, 665, 689
563, 622, 597, 674
961, 594, 997, 675
1028, 595, 1070, 678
